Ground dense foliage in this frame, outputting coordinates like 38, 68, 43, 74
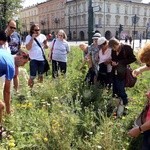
0, 46, 150, 150
0, 0, 23, 30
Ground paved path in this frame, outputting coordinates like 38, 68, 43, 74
67, 39, 150, 52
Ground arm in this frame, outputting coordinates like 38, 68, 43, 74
132, 65, 150, 77
43, 39, 48, 49
26, 34, 37, 50
128, 120, 150, 138
3, 79, 11, 114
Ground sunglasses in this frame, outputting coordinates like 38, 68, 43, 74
34, 29, 40, 31
10, 26, 16, 30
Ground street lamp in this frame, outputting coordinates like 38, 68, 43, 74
41, 20, 46, 34
146, 22, 150, 42
132, 14, 139, 50
88, 0, 94, 45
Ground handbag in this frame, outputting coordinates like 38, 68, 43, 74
125, 65, 137, 88
34, 38, 50, 76
134, 101, 150, 127
122, 47, 137, 88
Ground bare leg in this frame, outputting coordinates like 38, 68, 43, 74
0, 101, 5, 125
28, 78, 34, 88
38, 76, 43, 83
13, 75, 19, 92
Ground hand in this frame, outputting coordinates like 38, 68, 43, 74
32, 34, 38, 39
111, 61, 118, 66
132, 69, 141, 77
128, 127, 140, 138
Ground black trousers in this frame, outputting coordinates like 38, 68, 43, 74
52, 60, 67, 78
142, 130, 150, 150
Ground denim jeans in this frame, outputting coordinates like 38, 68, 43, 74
30, 59, 45, 78
113, 75, 128, 105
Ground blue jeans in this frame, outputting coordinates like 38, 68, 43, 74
113, 75, 128, 105
29, 60, 45, 78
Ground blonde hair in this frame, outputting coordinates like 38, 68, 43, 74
57, 29, 67, 40
79, 43, 88, 51
138, 42, 150, 64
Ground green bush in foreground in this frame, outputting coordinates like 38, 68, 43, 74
0, 47, 150, 150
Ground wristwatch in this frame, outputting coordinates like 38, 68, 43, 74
139, 126, 144, 133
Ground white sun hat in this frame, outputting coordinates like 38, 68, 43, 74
97, 37, 107, 45
92, 33, 101, 40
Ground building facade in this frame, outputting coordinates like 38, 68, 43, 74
19, 0, 150, 40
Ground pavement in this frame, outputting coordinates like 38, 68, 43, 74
66, 39, 150, 52
22, 39, 150, 52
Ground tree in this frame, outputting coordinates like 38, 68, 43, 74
0, 0, 23, 30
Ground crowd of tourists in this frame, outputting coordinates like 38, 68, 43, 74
1, 19, 150, 148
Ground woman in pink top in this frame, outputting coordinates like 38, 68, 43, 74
128, 43, 150, 150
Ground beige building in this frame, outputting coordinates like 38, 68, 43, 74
19, 0, 150, 40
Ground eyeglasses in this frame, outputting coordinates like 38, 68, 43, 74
9, 26, 16, 30
34, 29, 40, 31
58, 35, 63, 37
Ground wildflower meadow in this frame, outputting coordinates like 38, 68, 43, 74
1, 46, 150, 150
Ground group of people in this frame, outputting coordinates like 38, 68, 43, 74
0, 21, 70, 128
0, 19, 29, 126
79, 33, 150, 149
79, 33, 136, 116
1, 19, 150, 148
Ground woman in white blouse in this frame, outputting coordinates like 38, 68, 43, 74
97, 37, 112, 88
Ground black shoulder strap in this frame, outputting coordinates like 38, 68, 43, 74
34, 38, 46, 60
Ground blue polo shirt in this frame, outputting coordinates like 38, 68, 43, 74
0, 49, 15, 80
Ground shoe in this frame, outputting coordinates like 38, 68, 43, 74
117, 100, 124, 117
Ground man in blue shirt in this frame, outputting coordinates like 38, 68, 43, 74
0, 31, 29, 126
5, 19, 21, 92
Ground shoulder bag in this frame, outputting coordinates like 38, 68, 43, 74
123, 48, 137, 88
34, 38, 50, 76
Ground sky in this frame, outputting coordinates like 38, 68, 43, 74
22, 0, 46, 8
22, 0, 150, 7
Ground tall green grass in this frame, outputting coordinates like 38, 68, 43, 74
0, 46, 150, 150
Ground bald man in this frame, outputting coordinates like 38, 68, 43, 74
5, 19, 22, 92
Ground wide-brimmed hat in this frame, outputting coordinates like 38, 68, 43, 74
92, 33, 101, 39
98, 37, 107, 45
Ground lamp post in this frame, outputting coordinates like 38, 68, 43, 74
75, 0, 77, 41
103, 0, 106, 34
146, 22, 150, 42
41, 20, 46, 34
68, 2, 71, 40
88, 0, 94, 45
132, 14, 139, 50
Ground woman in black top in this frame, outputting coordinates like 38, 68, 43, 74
108, 38, 136, 116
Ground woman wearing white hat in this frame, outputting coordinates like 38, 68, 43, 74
97, 37, 112, 88
88, 32, 101, 84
